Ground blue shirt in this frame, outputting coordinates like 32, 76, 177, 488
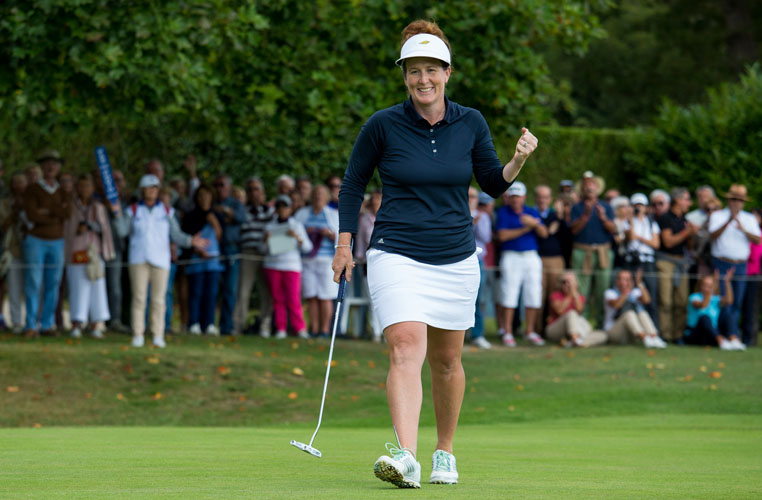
496, 205, 542, 252
570, 201, 615, 245
215, 196, 247, 255
339, 97, 510, 265
185, 224, 224, 274
686, 293, 721, 329
302, 209, 336, 258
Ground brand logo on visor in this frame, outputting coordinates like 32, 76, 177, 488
419, 40, 430, 45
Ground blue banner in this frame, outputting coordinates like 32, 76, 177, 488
94, 146, 119, 204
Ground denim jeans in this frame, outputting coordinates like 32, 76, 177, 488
218, 257, 239, 334
23, 236, 64, 331
711, 257, 747, 328
187, 270, 221, 330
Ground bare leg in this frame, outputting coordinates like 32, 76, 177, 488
306, 298, 319, 334
525, 308, 539, 333
427, 326, 465, 454
385, 321, 428, 455
503, 308, 516, 334
319, 299, 333, 334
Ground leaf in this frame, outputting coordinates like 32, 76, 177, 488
292, 367, 304, 376
708, 371, 722, 379
150, 392, 164, 400
116, 393, 126, 401
217, 365, 231, 376
6, 386, 19, 393
288, 392, 298, 400
146, 356, 160, 364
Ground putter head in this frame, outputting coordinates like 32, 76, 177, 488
291, 440, 322, 458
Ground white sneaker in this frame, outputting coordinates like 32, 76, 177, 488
188, 324, 202, 336
374, 444, 421, 489
152, 337, 166, 348
471, 336, 492, 349
502, 333, 516, 347
260, 328, 271, 339
650, 336, 667, 349
274, 330, 287, 339
430, 449, 458, 484
297, 330, 310, 339
131, 336, 145, 348
205, 325, 219, 336
719, 338, 734, 351
526, 332, 545, 346
70, 328, 82, 339
90, 328, 104, 339
730, 338, 746, 351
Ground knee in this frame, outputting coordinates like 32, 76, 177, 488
388, 336, 425, 369
428, 348, 462, 376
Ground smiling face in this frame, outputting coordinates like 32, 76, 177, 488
403, 57, 450, 110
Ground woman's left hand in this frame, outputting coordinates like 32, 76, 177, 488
514, 127, 538, 161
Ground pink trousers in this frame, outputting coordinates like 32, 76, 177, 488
263, 268, 306, 333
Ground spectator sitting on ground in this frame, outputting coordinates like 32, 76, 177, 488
604, 269, 667, 348
649, 189, 670, 218
684, 269, 745, 350
263, 195, 312, 340
545, 271, 607, 347
496, 181, 548, 347
63, 174, 115, 339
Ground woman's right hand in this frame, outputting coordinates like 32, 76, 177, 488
332, 247, 355, 283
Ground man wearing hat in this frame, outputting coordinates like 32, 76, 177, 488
569, 171, 616, 324
496, 182, 548, 347
22, 149, 72, 337
708, 183, 761, 347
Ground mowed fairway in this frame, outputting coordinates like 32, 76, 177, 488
2, 415, 761, 499
2, 334, 762, 498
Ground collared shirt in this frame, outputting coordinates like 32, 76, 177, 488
496, 205, 542, 252
708, 208, 761, 261
536, 207, 563, 257
570, 201, 615, 245
339, 97, 510, 265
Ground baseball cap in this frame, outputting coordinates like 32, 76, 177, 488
275, 194, 292, 207
559, 180, 574, 188
477, 192, 494, 205
630, 193, 648, 206
396, 33, 451, 67
507, 182, 527, 197
138, 174, 161, 189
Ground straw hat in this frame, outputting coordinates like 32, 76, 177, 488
723, 183, 750, 202
574, 170, 605, 197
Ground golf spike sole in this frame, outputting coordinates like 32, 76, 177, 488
373, 458, 420, 489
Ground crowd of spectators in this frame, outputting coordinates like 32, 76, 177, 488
0, 151, 759, 352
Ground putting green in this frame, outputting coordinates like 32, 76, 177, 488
2, 414, 760, 499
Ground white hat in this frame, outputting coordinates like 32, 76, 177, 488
610, 195, 631, 211
138, 174, 161, 189
630, 193, 648, 206
507, 182, 527, 197
396, 33, 451, 67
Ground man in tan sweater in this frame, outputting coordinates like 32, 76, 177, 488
22, 149, 72, 337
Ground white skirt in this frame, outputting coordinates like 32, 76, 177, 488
366, 248, 480, 331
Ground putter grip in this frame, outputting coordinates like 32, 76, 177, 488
337, 271, 347, 302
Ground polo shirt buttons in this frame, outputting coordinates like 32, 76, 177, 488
431, 140, 435, 144
430, 128, 434, 132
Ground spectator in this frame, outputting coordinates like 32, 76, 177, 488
169, 176, 194, 216
534, 184, 566, 336
182, 184, 223, 336
275, 174, 295, 197
295, 176, 312, 207
655, 187, 696, 342
101, 169, 130, 333
545, 271, 607, 347
558, 179, 574, 198
496, 181, 548, 347
213, 174, 247, 335
610, 196, 632, 269
708, 183, 761, 340
63, 174, 115, 339
649, 189, 670, 218
686, 185, 718, 277
235, 177, 274, 337
24, 163, 42, 186
686, 185, 716, 227
22, 149, 72, 337
685, 270, 745, 350
742, 208, 762, 347
569, 171, 616, 324
604, 269, 667, 348
603, 188, 620, 205
623, 193, 660, 326
326, 175, 341, 210
0, 173, 28, 332
470, 188, 492, 349
290, 190, 306, 213
158, 187, 180, 333
116, 174, 206, 348
263, 195, 312, 339
353, 189, 383, 342
232, 185, 246, 205
295, 185, 338, 337
144, 159, 165, 184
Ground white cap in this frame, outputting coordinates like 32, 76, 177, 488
139, 174, 161, 189
507, 182, 527, 197
396, 33, 451, 67
610, 195, 631, 210
630, 193, 648, 206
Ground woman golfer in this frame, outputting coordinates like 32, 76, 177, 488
332, 20, 537, 488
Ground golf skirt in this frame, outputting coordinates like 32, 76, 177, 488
366, 248, 480, 331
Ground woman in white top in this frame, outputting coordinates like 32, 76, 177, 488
604, 269, 667, 348
624, 192, 661, 326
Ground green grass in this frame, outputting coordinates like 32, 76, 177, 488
1, 334, 761, 498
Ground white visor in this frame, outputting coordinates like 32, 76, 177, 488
396, 33, 451, 67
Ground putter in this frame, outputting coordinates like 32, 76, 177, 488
290, 270, 348, 458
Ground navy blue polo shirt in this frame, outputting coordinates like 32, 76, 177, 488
496, 205, 542, 252
570, 201, 615, 244
339, 97, 511, 265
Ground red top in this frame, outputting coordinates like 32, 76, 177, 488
547, 290, 586, 325
748, 242, 762, 276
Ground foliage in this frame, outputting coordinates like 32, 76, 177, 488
0, 0, 606, 185
625, 64, 762, 202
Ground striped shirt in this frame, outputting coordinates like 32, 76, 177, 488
240, 204, 274, 251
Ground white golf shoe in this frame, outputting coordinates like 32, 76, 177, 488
374, 443, 421, 489
430, 449, 458, 484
